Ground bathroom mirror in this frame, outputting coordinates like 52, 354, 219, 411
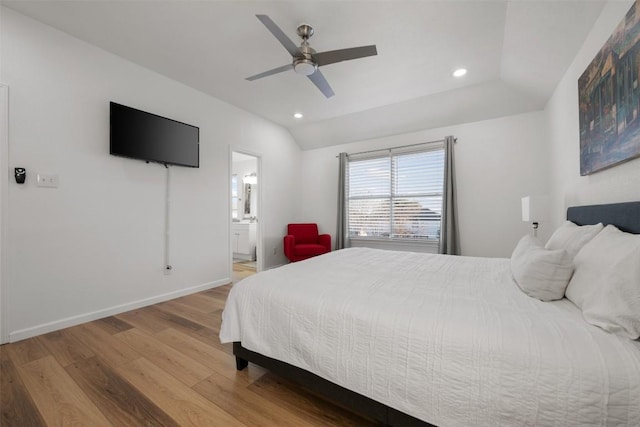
243, 183, 252, 216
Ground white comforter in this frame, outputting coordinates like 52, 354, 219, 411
220, 248, 640, 426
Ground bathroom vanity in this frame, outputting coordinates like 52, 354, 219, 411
232, 221, 257, 261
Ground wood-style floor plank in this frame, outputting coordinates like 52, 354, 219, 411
115, 307, 173, 334
118, 305, 205, 336
151, 306, 231, 356
143, 305, 205, 332
156, 299, 219, 329
249, 373, 378, 427
174, 292, 226, 313
154, 327, 254, 385
65, 356, 180, 427
17, 356, 113, 426
209, 308, 224, 333
66, 323, 140, 367
195, 291, 229, 309
0, 346, 47, 427
4, 336, 49, 366
117, 357, 245, 427
0, 278, 379, 426
202, 284, 233, 300
37, 329, 95, 367
115, 328, 213, 387
179, 320, 233, 355
193, 373, 316, 427
93, 315, 134, 335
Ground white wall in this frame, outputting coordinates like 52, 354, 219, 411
298, 111, 549, 258
1, 8, 300, 341
546, 0, 640, 227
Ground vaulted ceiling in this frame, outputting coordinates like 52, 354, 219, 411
2, 1, 606, 149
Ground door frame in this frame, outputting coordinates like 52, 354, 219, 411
229, 148, 262, 275
1, 84, 9, 344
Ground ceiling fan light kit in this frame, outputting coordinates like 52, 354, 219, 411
294, 58, 317, 75
246, 15, 377, 98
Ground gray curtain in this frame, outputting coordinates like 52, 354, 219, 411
336, 152, 348, 250
439, 136, 460, 255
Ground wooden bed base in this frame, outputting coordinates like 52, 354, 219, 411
233, 342, 434, 427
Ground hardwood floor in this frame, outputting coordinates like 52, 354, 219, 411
0, 274, 377, 426
232, 261, 257, 283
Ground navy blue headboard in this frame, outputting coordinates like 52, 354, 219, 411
567, 201, 640, 234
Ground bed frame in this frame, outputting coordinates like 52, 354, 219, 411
233, 342, 432, 426
234, 201, 640, 426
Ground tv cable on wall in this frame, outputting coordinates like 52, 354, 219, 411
164, 163, 172, 274
110, 101, 200, 273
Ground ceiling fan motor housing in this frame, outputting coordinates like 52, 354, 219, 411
293, 42, 317, 75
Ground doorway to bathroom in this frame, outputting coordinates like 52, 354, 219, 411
231, 151, 260, 282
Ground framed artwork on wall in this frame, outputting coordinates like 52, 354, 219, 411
578, 0, 640, 175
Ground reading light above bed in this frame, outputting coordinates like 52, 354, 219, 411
521, 196, 549, 237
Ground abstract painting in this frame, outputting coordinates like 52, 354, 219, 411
578, 0, 640, 175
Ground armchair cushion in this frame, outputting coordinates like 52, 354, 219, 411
295, 244, 329, 257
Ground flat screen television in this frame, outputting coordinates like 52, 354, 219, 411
110, 102, 199, 168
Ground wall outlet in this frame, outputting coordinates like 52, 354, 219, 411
37, 173, 59, 188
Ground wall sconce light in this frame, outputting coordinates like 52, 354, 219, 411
521, 196, 549, 238
243, 173, 257, 185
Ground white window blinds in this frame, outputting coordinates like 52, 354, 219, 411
347, 145, 444, 242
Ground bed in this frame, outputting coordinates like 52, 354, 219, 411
220, 202, 640, 426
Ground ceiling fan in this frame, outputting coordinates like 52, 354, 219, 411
246, 15, 378, 98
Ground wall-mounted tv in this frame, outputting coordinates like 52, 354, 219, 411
110, 102, 199, 168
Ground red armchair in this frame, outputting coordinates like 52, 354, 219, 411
284, 223, 331, 262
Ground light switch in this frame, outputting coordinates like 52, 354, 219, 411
37, 173, 59, 188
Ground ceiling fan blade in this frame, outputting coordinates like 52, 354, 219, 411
314, 45, 378, 67
246, 64, 293, 81
307, 70, 335, 98
256, 15, 301, 58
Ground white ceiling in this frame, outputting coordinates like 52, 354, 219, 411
2, 0, 605, 150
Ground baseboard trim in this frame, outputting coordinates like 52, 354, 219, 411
266, 263, 287, 270
8, 278, 230, 342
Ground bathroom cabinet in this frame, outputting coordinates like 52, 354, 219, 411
232, 222, 256, 261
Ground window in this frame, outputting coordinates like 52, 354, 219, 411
347, 145, 444, 244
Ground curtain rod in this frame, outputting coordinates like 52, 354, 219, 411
336, 137, 456, 158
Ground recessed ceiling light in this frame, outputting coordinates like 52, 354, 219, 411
453, 68, 467, 77
293, 112, 304, 119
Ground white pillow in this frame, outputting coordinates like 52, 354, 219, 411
565, 225, 640, 339
545, 221, 603, 259
510, 235, 574, 301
